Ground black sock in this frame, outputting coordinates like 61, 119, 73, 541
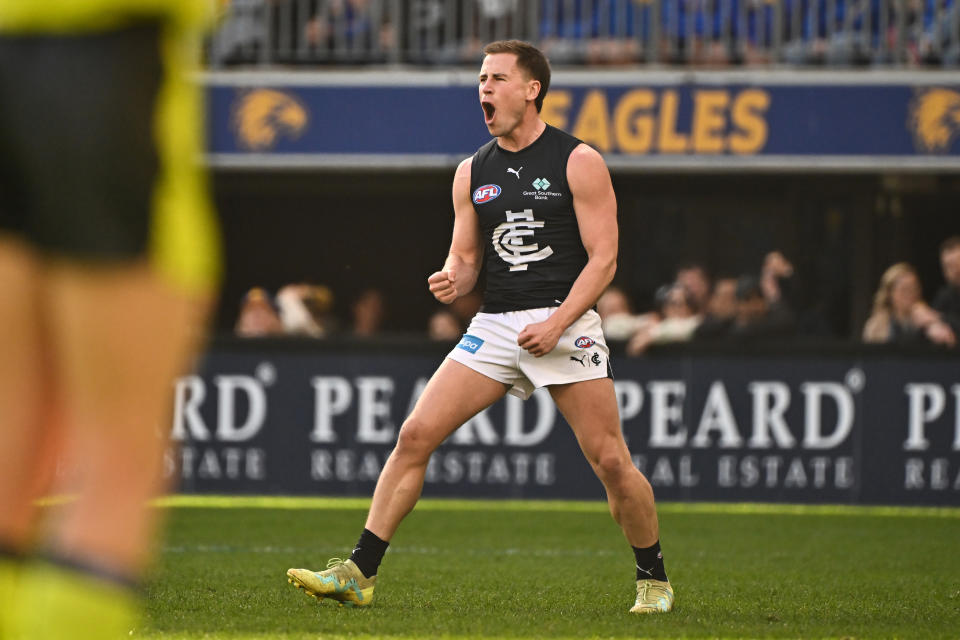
633, 540, 668, 582
349, 528, 389, 579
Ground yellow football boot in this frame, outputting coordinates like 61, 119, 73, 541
630, 579, 674, 614
15, 561, 140, 638
286, 558, 375, 608
0, 556, 20, 640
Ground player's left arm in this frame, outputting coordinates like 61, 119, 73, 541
518, 144, 617, 357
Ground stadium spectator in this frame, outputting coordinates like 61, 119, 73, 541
693, 275, 738, 340
351, 287, 386, 336
726, 274, 796, 340
760, 250, 800, 329
597, 284, 655, 340
427, 308, 463, 340
461, 0, 527, 62
659, 0, 741, 65
276, 283, 337, 336
235, 287, 285, 337
676, 261, 711, 314
209, 0, 269, 64
304, 0, 396, 62
932, 236, 960, 337
539, 0, 649, 64
626, 282, 702, 355
862, 262, 956, 346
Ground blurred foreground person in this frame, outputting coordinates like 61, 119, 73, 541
0, 1, 220, 637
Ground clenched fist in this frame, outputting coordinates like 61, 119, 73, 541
428, 270, 458, 303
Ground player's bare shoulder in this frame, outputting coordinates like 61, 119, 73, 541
455, 155, 473, 184
567, 143, 614, 202
567, 143, 610, 187
456, 155, 473, 176
452, 155, 474, 205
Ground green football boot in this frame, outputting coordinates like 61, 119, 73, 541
286, 558, 375, 608
630, 579, 674, 614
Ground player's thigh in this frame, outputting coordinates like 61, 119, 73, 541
45, 261, 209, 432
0, 235, 43, 390
0, 236, 48, 492
399, 358, 510, 454
549, 377, 629, 463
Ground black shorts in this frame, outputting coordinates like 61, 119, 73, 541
0, 20, 220, 292
0, 22, 164, 260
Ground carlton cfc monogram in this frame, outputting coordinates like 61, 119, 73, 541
491, 209, 554, 271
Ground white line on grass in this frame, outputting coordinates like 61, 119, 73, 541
151, 495, 960, 518
160, 544, 620, 558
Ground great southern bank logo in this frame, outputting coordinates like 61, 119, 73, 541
457, 334, 484, 354
473, 184, 501, 204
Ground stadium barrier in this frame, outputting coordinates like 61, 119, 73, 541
164, 338, 960, 506
207, 69, 960, 171
209, 0, 960, 67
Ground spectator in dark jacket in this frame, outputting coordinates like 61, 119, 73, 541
932, 236, 960, 337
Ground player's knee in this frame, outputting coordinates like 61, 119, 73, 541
593, 451, 632, 487
393, 419, 436, 464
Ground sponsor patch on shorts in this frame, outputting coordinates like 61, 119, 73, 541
574, 336, 595, 348
457, 334, 484, 354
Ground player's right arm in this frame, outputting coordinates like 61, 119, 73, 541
428, 157, 483, 304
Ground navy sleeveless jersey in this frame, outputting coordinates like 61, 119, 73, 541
470, 125, 587, 313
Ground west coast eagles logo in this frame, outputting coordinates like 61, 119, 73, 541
908, 88, 960, 153
232, 89, 308, 151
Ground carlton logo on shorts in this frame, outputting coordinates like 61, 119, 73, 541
472, 184, 501, 204
457, 334, 484, 354
574, 336, 595, 348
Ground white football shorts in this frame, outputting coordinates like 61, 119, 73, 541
446, 307, 612, 400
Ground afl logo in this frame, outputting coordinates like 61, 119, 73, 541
574, 336, 595, 349
473, 184, 501, 204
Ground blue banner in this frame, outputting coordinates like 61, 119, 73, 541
163, 341, 960, 506
206, 71, 960, 170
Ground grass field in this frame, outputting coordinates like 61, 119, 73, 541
142, 497, 960, 639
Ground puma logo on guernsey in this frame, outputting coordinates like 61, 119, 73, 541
507, 166, 522, 179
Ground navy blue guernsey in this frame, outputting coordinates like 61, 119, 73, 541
470, 125, 587, 313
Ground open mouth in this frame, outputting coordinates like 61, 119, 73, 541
481, 101, 496, 123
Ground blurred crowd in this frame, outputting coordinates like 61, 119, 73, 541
212, 0, 960, 67
598, 250, 809, 355
235, 282, 484, 341
595, 236, 960, 355
234, 235, 960, 352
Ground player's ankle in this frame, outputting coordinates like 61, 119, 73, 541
349, 528, 389, 578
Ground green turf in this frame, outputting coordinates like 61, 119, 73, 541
142, 497, 960, 639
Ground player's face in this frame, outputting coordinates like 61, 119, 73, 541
478, 53, 537, 137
